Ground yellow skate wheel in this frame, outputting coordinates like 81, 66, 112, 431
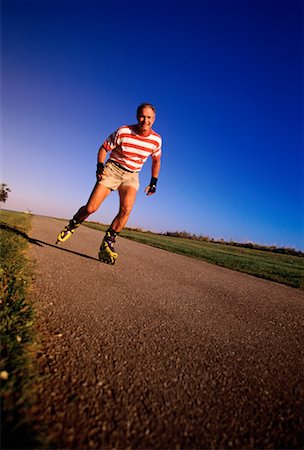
98, 250, 116, 265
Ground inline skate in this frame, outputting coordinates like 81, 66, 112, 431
56, 219, 81, 244
98, 230, 118, 265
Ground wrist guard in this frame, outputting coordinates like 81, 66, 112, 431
96, 162, 104, 176
148, 177, 158, 194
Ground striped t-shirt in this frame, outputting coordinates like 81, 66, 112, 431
102, 125, 162, 172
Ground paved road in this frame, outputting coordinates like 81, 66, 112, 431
29, 215, 303, 449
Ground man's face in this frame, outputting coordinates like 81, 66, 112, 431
136, 107, 156, 135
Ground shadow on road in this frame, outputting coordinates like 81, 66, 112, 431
0, 222, 99, 262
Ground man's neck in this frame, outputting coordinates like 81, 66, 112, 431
133, 125, 151, 137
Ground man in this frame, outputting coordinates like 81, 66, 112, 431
56, 103, 162, 264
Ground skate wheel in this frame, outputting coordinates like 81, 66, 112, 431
98, 253, 116, 265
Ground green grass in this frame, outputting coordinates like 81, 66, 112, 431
84, 222, 304, 289
0, 210, 41, 449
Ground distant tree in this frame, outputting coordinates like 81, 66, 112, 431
0, 183, 11, 204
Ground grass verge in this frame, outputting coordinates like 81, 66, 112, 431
0, 210, 41, 449
84, 222, 304, 289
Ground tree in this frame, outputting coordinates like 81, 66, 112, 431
0, 184, 11, 204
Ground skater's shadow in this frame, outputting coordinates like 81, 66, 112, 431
0, 222, 99, 262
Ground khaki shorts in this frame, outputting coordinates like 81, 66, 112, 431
99, 160, 140, 191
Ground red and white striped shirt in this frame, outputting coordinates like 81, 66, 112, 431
102, 125, 162, 172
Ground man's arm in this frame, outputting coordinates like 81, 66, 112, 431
151, 157, 161, 179
96, 146, 108, 181
98, 146, 108, 164
145, 157, 161, 196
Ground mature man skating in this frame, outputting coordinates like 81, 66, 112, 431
56, 103, 162, 264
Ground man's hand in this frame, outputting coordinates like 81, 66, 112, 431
96, 162, 104, 181
145, 177, 158, 196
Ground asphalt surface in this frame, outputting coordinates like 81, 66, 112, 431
29, 215, 303, 449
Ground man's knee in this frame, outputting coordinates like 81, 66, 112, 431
86, 204, 98, 215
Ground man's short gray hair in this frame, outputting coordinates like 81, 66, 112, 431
137, 103, 156, 117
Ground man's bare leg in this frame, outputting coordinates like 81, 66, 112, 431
73, 183, 111, 222
98, 185, 137, 263
110, 185, 137, 232
57, 183, 111, 243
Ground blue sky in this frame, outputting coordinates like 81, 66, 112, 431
2, 0, 303, 249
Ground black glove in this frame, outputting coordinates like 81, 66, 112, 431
146, 177, 158, 195
96, 162, 104, 180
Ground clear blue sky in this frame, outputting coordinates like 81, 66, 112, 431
2, 0, 303, 249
